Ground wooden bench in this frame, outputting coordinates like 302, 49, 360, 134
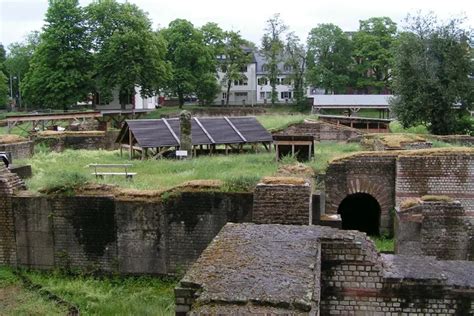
88, 164, 136, 180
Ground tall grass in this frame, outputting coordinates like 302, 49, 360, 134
256, 114, 318, 131
389, 121, 429, 134
308, 141, 362, 174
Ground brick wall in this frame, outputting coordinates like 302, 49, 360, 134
2, 191, 253, 273
0, 141, 34, 159
253, 179, 312, 225
325, 154, 397, 235
274, 120, 362, 142
35, 130, 119, 152
395, 201, 473, 260
396, 153, 474, 212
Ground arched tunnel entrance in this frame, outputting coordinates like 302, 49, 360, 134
337, 193, 381, 236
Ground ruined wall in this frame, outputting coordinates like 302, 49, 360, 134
2, 191, 253, 273
395, 201, 473, 260
253, 179, 312, 225
325, 154, 397, 234
274, 120, 362, 142
35, 131, 119, 152
396, 152, 474, 212
0, 141, 34, 159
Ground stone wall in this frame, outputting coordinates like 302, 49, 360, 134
274, 119, 362, 142
35, 130, 119, 152
1, 191, 253, 274
0, 141, 34, 159
395, 201, 473, 260
253, 178, 312, 225
176, 223, 474, 315
396, 152, 474, 212
325, 154, 397, 235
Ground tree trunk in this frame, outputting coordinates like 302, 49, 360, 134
226, 80, 231, 106
178, 92, 184, 109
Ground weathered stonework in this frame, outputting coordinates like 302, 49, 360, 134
34, 130, 119, 152
0, 141, 34, 159
395, 201, 473, 260
176, 223, 474, 315
274, 119, 363, 142
253, 177, 312, 225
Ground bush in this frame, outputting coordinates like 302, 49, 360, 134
222, 175, 260, 192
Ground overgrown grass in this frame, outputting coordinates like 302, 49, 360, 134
0, 267, 69, 315
20, 141, 363, 193
256, 114, 318, 131
371, 236, 394, 253
0, 266, 176, 316
21, 150, 279, 192
389, 121, 429, 134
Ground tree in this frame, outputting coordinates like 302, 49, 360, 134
391, 13, 473, 135
196, 72, 220, 105
22, 0, 92, 110
161, 19, 216, 108
219, 31, 252, 105
261, 13, 287, 105
306, 23, 352, 94
4, 32, 40, 110
201, 22, 226, 56
284, 32, 306, 107
0, 44, 8, 107
87, 0, 170, 109
352, 17, 397, 93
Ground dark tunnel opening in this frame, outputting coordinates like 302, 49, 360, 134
337, 193, 381, 236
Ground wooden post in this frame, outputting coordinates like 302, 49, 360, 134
308, 143, 312, 161
275, 143, 279, 161
128, 129, 133, 160
291, 144, 295, 157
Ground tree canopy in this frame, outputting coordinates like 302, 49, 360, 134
22, 0, 92, 110
391, 14, 473, 135
161, 19, 216, 107
306, 23, 352, 94
87, 0, 170, 109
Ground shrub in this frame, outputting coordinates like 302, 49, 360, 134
222, 175, 260, 192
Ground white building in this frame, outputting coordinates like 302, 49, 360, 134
93, 87, 158, 111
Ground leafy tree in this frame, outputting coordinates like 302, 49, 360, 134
306, 23, 352, 94
87, 0, 170, 109
284, 32, 306, 107
353, 17, 397, 93
201, 22, 226, 56
261, 13, 287, 105
219, 31, 252, 105
391, 13, 473, 135
161, 19, 216, 108
22, 0, 92, 110
4, 32, 40, 110
196, 72, 220, 105
0, 44, 8, 107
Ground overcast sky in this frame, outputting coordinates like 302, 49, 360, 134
1, 0, 473, 49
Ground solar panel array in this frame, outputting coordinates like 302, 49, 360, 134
117, 116, 272, 148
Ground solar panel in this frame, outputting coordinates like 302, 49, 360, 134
118, 117, 272, 148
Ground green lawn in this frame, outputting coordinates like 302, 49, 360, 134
0, 266, 176, 316
20, 141, 362, 193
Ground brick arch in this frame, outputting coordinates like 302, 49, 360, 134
324, 155, 397, 235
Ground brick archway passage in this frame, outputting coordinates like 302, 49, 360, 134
338, 193, 381, 235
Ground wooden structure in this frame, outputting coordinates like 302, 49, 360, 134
273, 135, 314, 162
318, 114, 392, 133
116, 116, 273, 159
5, 109, 151, 134
312, 94, 392, 118
5, 111, 103, 134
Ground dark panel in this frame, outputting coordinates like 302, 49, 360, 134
230, 117, 273, 142
199, 118, 242, 144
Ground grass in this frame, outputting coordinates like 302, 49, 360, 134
20, 141, 362, 193
0, 266, 176, 316
256, 114, 318, 131
389, 121, 429, 134
0, 266, 69, 315
371, 236, 395, 253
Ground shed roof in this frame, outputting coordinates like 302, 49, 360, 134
313, 94, 393, 106
116, 116, 272, 148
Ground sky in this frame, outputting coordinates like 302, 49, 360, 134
1, 0, 473, 49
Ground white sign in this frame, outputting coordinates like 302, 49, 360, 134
176, 150, 188, 157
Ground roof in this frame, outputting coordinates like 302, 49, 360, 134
313, 94, 393, 106
116, 116, 272, 148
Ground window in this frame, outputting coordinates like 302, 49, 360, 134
281, 91, 292, 99
261, 64, 268, 72
234, 79, 248, 86
258, 77, 268, 85
283, 64, 292, 72
235, 92, 248, 97
222, 92, 227, 100
266, 92, 272, 99
239, 65, 248, 72
283, 77, 292, 85
260, 92, 265, 99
